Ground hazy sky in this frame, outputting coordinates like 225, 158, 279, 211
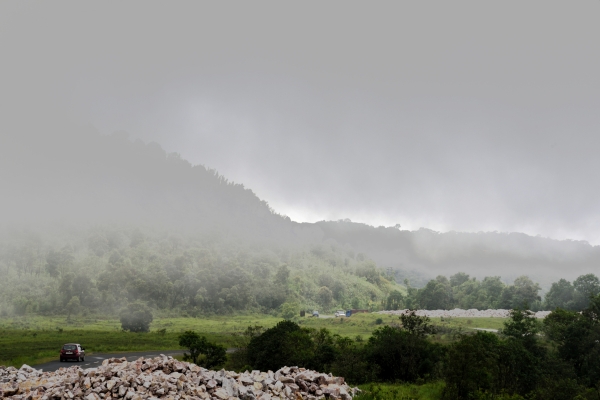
2, 2, 600, 243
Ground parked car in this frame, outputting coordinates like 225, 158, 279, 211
312, 310, 319, 317
334, 310, 346, 317
60, 343, 85, 362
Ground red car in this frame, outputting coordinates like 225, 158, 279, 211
59, 343, 85, 362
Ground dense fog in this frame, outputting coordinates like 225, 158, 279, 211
1, 126, 599, 317
1, 2, 599, 317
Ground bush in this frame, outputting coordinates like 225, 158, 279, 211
179, 330, 227, 369
365, 325, 444, 383
247, 320, 314, 371
119, 302, 153, 332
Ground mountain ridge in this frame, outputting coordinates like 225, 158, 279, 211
1, 122, 597, 285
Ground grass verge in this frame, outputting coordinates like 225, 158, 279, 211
355, 382, 445, 400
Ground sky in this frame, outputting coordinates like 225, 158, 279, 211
2, 2, 600, 243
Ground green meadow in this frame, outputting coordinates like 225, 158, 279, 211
355, 382, 446, 400
0, 313, 507, 368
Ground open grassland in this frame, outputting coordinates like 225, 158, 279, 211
0, 313, 508, 367
355, 382, 445, 400
0, 315, 280, 367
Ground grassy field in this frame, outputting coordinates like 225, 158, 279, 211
0, 313, 508, 368
355, 382, 446, 400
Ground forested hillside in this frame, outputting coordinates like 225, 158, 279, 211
1, 123, 599, 317
0, 226, 395, 317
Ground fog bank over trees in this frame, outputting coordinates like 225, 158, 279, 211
1, 120, 598, 300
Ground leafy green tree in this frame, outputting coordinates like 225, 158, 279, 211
449, 272, 470, 287
119, 302, 153, 332
330, 337, 376, 384
317, 286, 333, 309
452, 279, 488, 309
443, 332, 501, 399
497, 308, 547, 396
574, 273, 600, 310
365, 324, 443, 382
385, 290, 404, 310
247, 320, 314, 371
308, 328, 338, 372
498, 276, 540, 309
280, 301, 299, 320
502, 308, 540, 342
416, 276, 452, 310
179, 331, 227, 368
512, 276, 541, 307
400, 310, 437, 337
544, 279, 576, 310
545, 295, 600, 387
480, 276, 505, 307
227, 325, 264, 371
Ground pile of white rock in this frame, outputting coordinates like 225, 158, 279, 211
0, 356, 359, 400
377, 309, 552, 319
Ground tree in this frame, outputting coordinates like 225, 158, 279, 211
400, 310, 437, 337
120, 302, 153, 332
512, 276, 541, 307
247, 320, 313, 371
45, 247, 73, 278
449, 272, 470, 287
416, 277, 452, 310
386, 290, 404, 310
574, 273, 600, 310
365, 324, 443, 382
274, 265, 290, 285
544, 279, 576, 310
544, 296, 600, 387
65, 296, 80, 320
480, 276, 505, 306
280, 301, 299, 320
443, 332, 501, 399
498, 276, 541, 309
179, 331, 227, 368
317, 286, 333, 309
502, 308, 540, 341
497, 308, 547, 396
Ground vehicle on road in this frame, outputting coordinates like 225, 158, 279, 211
312, 310, 319, 317
60, 343, 85, 362
334, 310, 346, 317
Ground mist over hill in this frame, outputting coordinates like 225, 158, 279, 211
1, 121, 598, 289
316, 221, 599, 287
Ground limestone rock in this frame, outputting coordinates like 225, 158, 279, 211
0, 356, 358, 399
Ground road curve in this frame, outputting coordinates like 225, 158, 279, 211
32, 350, 183, 373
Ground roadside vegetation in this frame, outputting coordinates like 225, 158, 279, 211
5, 297, 600, 398
0, 313, 500, 367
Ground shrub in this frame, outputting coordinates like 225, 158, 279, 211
179, 330, 227, 369
119, 302, 153, 332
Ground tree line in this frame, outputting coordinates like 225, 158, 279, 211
0, 227, 398, 318
385, 272, 600, 312
2, 226, 599, 318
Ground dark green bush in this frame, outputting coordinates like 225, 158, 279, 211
119, 302, 153, 332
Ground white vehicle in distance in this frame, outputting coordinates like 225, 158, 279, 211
312, 310, 319, 317
334, 310, 346, 317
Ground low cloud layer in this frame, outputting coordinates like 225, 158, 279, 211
1, 2, 599, 242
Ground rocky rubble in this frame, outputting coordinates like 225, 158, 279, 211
0, 356, 359, 400
377, 308, 551, 319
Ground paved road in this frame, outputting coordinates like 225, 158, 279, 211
32, 350, 183, 373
